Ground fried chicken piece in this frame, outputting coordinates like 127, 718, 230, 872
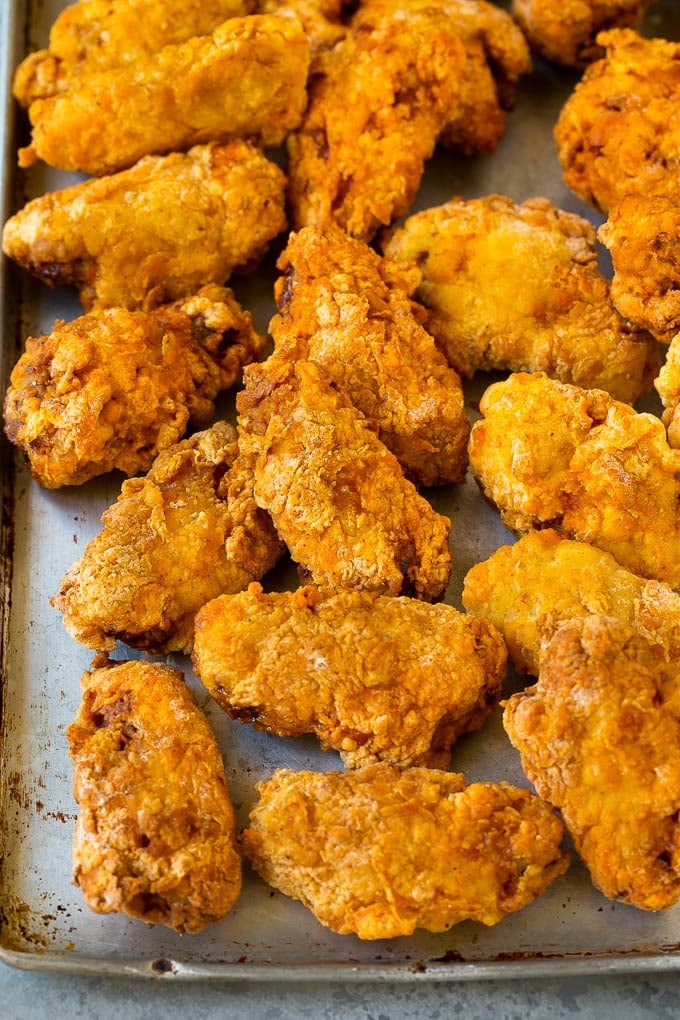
13, 0, 256, 108
285, 5, 466, 241
655, 333, 680, 448
2, 141, 286, 311
18, 15, 310, 174
468, 372, 680, 587
504, 615, 680, 910
236, 358, 452, 600
511, 0, 653, 69
52, 422, 284, 654
381, 194, 659, 404
270, 225, 469, 487
463, 529, 680, 676
3, 286, 265, 488
193, 583, 506, 768
240, 763, 569, 939
258, 0, 349, 67
67, 658, 242, 933
554, 29, 680, 214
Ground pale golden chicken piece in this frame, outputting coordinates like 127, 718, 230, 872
270, 225, 469, 487
504, 615, 680, 911
468, 372, 680, 587
18, 15, 310, 174
240, 763, 569, 939
67, 658, 242, 933
554, 29, 680, 213
655, 333, 680, 448
52, 422, 284, 654
463, 529, 680, 676
193, 583, 506, 768
2, 141, 286, 311
258, 0, 349, 67
511, 0, 653, 69
381, 194, 659, 404
13, 0, 255, 107
3, 286, 265, 488
236, 358, 453, 600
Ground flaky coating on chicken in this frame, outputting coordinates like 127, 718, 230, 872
67, 659, 242, 933
270, 225, 469, 487
240, 763, 569, 939
381, 194, 659, 404
3, 286, 265, 488
554, 29, 680, 213
18, 16, 310, 175
258, 0, 349, 67
193, 583, 506, 768
511, 0, 653, 69
655, 333, 680, 448
504, 615, 680, 910
285, 4, 466, 241
52, 422, 284, 654
468, 372, 680, 587
237, 358, 452, 600
463, 529, 680, 676
2, 142, 286, 312
13, 0, 255, 108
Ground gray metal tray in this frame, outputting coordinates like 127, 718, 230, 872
2, 0, 680, 982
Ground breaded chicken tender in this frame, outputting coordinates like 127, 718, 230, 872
193, 583, 506, 768
655, 333, 680, 448
67, 658, 242, 933
236, 358, 452, 600
240, 763, 569, 939
52, 422, 284, 654
463, 529, 680, 676
270, 225, 470, 487
381, 194, 659, 404
2, 142, 286, 311
13, 0, 255, 107
3, 286, 264, 488
554, 29, 680, 213
504, 615, 680, 910
511, 0, 653, 69
468, 372, 680, 587
18, 16, 310, 174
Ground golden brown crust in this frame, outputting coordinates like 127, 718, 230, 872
655, 333, 680, 448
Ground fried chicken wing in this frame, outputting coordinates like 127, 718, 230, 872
554, 29, 680, 213
193, 583, 506, 769
655, 332, 680, 448
270, 225, 469, 487
52, 422, 284, 654
503, 615, 680, 910
240, 763, 569, 939
18, 15, 310, 174
236, 358, 453, 600
463, 529, 680, 676
468, 372, 680, 587
2, 141, 286, 311
381, 194, 659, 404
13, 0, 255, 108
67, 658, 242, 933
3, 286, 264, 488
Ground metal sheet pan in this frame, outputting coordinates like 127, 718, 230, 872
3, 0, 680, 982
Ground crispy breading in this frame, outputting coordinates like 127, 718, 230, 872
503, 615, 680, 910
381, 194, 659, 404
511, 0, 652, 69
67, 659, 241, 933
193, 583, 506, 768
468, 372, 680, 587
258, 0, 348, 66
240, 763, 569, 939
2, 141, 286, 311
655, 332, 680, 448
270, 225, 470, 486
18, 16, 309, 175
463, 529, 680, 676
51, 422, 284, 654
554, 29, 680, 213
236, 358, 453, 600
13, 0, 255, 107
3, 286, 265, 488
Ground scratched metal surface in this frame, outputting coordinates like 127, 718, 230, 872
2, 0, 680, 982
